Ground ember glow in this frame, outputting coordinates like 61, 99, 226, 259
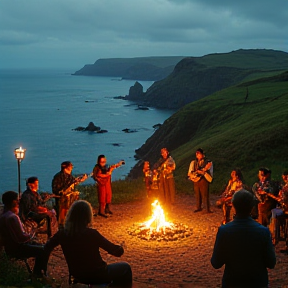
142, 200, 173, 232
128, 200, 192, 241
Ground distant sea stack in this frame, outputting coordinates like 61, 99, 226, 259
72, 56, 186, 81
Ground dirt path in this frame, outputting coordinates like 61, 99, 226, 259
47, 195, 288, 288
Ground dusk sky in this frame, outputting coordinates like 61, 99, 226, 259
1, 0, 287, 69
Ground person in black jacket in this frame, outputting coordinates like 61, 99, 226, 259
44, 200, 132, 286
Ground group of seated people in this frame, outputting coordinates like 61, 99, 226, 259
218, 167, 288, 246
0, 190, 132, 286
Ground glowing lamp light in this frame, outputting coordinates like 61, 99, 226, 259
14, 146, 26, 161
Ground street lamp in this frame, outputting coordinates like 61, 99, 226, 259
14, 146, 26, 197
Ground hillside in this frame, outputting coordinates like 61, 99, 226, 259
128, 71, 288, 193
72, 56, 186, 81
127, 49, 288, 109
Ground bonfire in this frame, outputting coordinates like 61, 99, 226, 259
128, 200, 192, 241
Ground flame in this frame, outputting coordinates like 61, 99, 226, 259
142, 200, 173, 233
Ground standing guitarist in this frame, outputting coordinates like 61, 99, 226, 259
252, 167, 278, 227
52, 161, 88, 226
188, 148, 213, 213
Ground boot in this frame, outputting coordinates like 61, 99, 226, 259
98, 204, 108, 218
105, 203, 113, 215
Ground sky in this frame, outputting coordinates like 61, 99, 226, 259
0, 0, 287, 69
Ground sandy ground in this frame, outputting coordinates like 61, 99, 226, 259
39, 194, 288, 288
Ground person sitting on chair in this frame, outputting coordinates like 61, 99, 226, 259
44, 200, 132, 287
20, 177, 55, 238
0, 191, 50, 277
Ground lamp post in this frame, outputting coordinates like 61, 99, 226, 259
14, 147, 26, 197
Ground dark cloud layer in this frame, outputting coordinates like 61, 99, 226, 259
0, 0, 287, 68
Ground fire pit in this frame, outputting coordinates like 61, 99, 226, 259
128, 200, 192, 241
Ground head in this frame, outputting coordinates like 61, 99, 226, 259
258, 167, 271, 182
2, 191, 19, 214
161, 148, 169, 159
64, 200, 93, 236
143, 161, 150, 170
231, 169, 243, 181
61, 161, 73, 174
97, 155, 106, 167
282, 170, 288, 184
195, 148, 204, 161
26, 176, 39, 192
232, 189, 255, 217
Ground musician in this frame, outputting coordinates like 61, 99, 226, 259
143, 161, 153, 198
269, 170, 288, 245
153, 148, 176, 208
188, 148, 213, 213
52, 161, 88, 226
0, 191, 50, 277
20, 177, 56, 238
252, 167, 278, 227
218, 169, 243, 225
92, 155, 124, 218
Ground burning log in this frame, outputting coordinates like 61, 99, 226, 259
128, 200, 192, 241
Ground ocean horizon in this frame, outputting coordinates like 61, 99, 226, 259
0, 69, 174, 195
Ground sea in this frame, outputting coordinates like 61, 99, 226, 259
0, 69, 174, 195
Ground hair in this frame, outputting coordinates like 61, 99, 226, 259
161, 148, 169, 154
97, 154, 106, 165
196, 148, 204, 155
26, 176, 38, 185
232, 189, 255, 216
61, 161, 73, 171
282, 170, 288, 176
259, 167, 271, 176
2, 191, 18, 209
64, 200, 93, 236
231, 168, 243, 182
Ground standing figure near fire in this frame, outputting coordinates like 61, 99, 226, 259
252, 167, 278, 227
143, 161, 153, 198
92, 155, 124, 218
217, 169, 243, 225
153, 148, 176, 207
52, 161, 88, 226
188, 148, 213, 213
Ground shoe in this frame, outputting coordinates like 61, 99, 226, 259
106, 210, 113, 215
98, 212, 108, 218
194, 209, 202, 213
207, 210, 213, 214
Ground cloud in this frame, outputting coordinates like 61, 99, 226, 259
0, 0, 287, 68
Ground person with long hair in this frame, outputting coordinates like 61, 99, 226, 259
44, 200, 132, 286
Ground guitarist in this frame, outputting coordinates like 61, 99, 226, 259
252, 167, 278, 227
92, 155, 124, 218
188, 148, 213, 213
52, 161, 88, 226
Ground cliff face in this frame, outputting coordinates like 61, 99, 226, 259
129, 49, 288, 109
73, 56, 186, 81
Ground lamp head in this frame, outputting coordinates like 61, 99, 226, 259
14, 147, 26, 161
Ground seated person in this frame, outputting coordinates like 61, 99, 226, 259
0, 191, 49, 277
20, 177, 56, 238
44, 200, 132, 287
217, 169, 243, 225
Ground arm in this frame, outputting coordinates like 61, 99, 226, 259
6, 214, 32, 244
44, 230, 61, 253
96, 230, 124, 257
211, 227, 226, 269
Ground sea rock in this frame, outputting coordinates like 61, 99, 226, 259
73, 122, 101, 132
122, 128, 138, 133
97, 129, 108, 133
136, 105, 149, 110
153, 123, 162, 130
128, 81, 144, 99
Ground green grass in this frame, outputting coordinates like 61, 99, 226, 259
133, 71, 288, 194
